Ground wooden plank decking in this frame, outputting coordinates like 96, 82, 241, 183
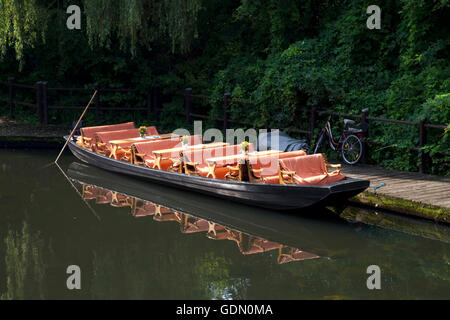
341, 164, 450, 220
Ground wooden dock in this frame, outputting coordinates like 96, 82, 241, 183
342, 164, 450, 223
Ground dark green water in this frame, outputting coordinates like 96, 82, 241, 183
0, 149, 449, 300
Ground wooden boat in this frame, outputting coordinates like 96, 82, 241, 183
66, 134, 369, 210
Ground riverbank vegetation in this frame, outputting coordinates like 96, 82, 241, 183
0, 0, 448, 174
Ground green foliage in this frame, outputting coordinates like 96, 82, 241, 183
0, 0, 48, 63
1, 222, 48, 300
0, 0, 202, 63
83, 0, 202, 55
194, 252, 249, 300
420, 94, 450, 172
158, 98, 186, 132
0, 0, 448, 174
205, 0, 449, 174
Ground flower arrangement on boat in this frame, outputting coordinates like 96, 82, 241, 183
241, 141, 250, 154
139, 126, 147, 138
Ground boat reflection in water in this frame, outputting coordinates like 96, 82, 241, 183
67, 161, 372, 259
79, 182, 320, 264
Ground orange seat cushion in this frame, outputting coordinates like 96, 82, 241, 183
184, 144, 255, 179
80, 122, 135, 140
144, 158, 173, 170
196, 144, 255, 166
183, 144, 252, 163
144, 126, 159, 136
248, 150, 307, 178
279, 154, 345, 185
134, 135, 202, 168
95, 128, 141, 149
196, 165, 230, 179
263, 175, 280, 184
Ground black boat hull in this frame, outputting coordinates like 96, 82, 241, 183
66, 136, 369, 210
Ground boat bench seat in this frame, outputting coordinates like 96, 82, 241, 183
143, 126, 159, 136
277, 153, 345, 185
79, 122, 135, 150
94, 128, 141, 157
183, 144, 255, 179
107, 133, 167, 154
94, 126, 158, 160
94, 125, 158, 145
132, 135, 202, 170
246, 150, 307, 183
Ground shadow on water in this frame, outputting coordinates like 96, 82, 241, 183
0, 149, 449, 299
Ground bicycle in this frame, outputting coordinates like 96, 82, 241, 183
313, 110, 368, 165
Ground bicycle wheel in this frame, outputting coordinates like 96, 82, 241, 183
341, 134, 363, 165
313, 131, 325, 154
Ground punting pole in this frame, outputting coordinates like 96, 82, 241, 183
54, 90, 98, 164
55, 162, 101, 221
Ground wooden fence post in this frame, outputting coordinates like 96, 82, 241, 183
418, 120, 427, 173
8, 77, 15, 120
36, 81, 43, 125
223, 92, 230, 132
146, 88, 152, 121
42, 81, 48, 125
309, 106, 316, 143
361, 108, 369, 163
94, 83, 100, 122
185, 88, 192, 126
153, 87, 160, 122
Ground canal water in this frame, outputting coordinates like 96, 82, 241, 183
0, 149, 449, 299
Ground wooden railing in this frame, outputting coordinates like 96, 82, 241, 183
179, 88, 448, 173
0, 77, 155, 125
0, 79, 448, 173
